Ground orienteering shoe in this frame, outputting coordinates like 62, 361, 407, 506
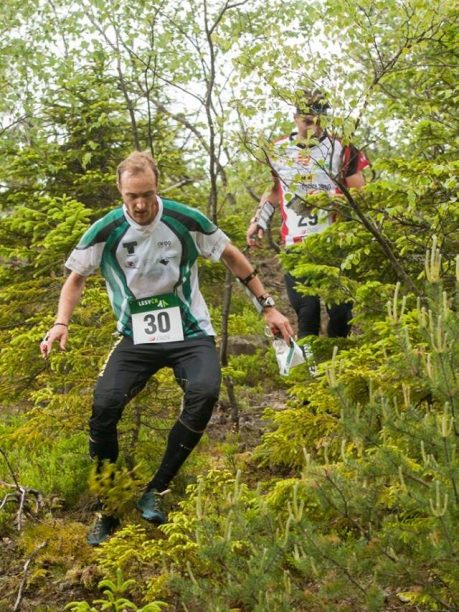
136, 489, 169, 524
87, 513, 120, 547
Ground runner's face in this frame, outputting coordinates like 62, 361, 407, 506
118, 170, 159, 225
294, 114, 320, 138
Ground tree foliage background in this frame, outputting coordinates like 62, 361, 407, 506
0, 0, 458, 610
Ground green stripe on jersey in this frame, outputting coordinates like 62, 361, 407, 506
77, 207, 125, 248
162, 214, 199, 299
162, 199, 217, 234
100, 220, 134, 331
161, 215, 204, 336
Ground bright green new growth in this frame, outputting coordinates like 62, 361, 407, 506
0, 0, 458, 609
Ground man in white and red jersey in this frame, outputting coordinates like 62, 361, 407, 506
246, 91, 369, 339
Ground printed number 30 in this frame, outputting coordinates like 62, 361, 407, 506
143, 312, 171, 334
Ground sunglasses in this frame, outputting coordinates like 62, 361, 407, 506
295, 115, 317, 125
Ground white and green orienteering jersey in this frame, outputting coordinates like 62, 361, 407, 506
65, 197, 230, 338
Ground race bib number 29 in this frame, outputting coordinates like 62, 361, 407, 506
129, 294, 184, 344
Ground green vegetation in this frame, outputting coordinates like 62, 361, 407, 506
1, 0, 457, 609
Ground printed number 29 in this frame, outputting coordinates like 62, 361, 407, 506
143, 312, 171, 334
298, 213, 318, 227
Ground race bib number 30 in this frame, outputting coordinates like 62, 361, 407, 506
129, 294, 184, 344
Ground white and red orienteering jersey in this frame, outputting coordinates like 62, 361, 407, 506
270, 131, 369, 247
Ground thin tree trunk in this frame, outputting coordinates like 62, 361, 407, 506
220, 267, 239, 429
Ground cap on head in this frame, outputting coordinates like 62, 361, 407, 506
294, 89, 330, 116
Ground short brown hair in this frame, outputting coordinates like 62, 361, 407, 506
117, 151, 160, 185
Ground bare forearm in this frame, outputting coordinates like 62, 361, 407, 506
55, 272, 86, 324
256, 181, 280, 206
246, 181, 280, 247
40, 271, 86, 358
220, 244, 293, 341
220, 245, 266, 299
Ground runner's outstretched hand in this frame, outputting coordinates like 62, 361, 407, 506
263, 308, 294, 344
40, 324, 68, 359
246, 222, 264, 248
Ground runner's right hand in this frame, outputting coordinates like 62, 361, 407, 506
40, 324, 68, 359
246, 222, 264, 248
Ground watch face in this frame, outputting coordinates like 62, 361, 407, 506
262, 296, 275, 308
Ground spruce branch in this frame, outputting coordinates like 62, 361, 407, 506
300, 526, 368, 597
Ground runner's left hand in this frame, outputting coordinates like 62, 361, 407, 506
263, 308, 294, 344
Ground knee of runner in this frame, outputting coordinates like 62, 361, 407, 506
92, 390, 126, 417
180, 409, 213, 432
89, 435, 118, 463
185, 381, 220, 406
181, 382, 220, 430
90, 392, 125, 443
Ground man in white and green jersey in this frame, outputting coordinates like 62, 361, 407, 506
40, 151, 292, 546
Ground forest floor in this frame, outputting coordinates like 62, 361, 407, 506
1, 250, 298, 611
0, 250, 421, 611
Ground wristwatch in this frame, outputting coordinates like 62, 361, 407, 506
257, 294, 276, 310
